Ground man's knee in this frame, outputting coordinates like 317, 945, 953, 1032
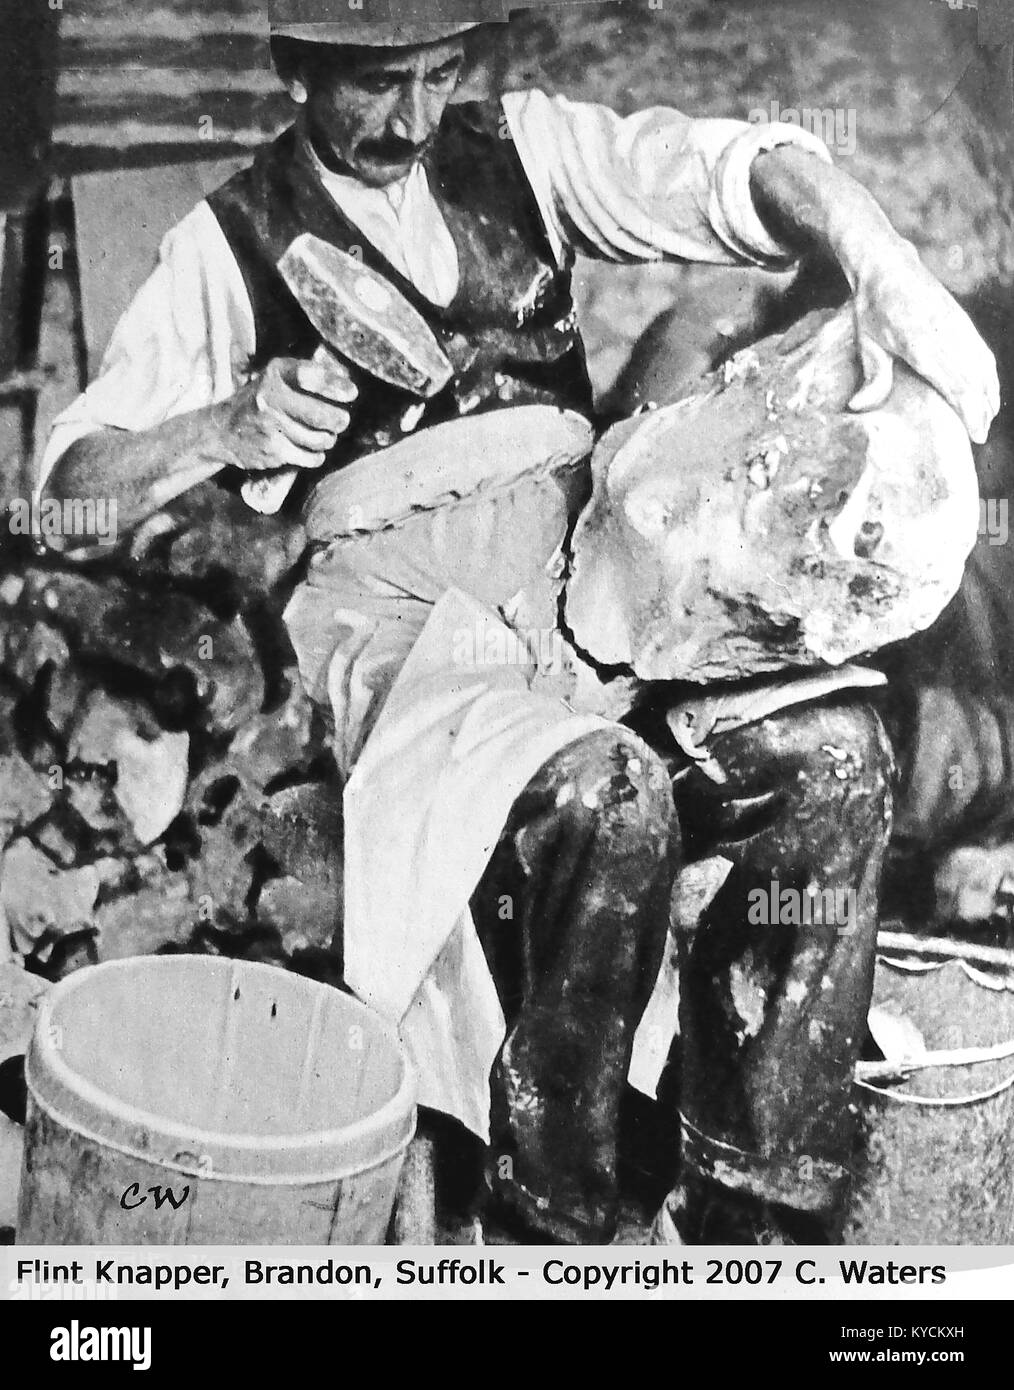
550, 729, 676, 855
715, 698, 894, 821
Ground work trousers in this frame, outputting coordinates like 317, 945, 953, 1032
472, 697, 893, 1243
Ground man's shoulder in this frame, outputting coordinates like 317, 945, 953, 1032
156, 199, 228, 263
206, 125, 300, 207
441, 98, 506, 144
434, 99, 526, 181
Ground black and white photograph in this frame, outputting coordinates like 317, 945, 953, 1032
1, 0, 1013, 1331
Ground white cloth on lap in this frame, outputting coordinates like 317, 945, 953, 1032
343, 586, 607, 1139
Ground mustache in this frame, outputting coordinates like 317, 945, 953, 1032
359, 136, 427, 164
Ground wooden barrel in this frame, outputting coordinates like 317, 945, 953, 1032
17, 956, 416, 1244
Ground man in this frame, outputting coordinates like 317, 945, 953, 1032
39, 2, 998, 1244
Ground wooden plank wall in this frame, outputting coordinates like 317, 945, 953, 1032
50, 0, 519, 171
53, 1, 284, 169
41, 0, 1013, 298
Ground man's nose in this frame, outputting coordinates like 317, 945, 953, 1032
390, 80, 430, 146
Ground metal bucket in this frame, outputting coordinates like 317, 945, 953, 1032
845, 935, 1014, 1243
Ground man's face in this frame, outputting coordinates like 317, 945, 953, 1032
300, 37, 467, 187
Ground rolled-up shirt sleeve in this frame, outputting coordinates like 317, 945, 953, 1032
37, 200, 255, 501
502, 88, 833, 270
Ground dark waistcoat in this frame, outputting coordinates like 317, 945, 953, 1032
207, 105, 594, 513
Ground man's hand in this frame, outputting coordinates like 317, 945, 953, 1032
751, 147, 1000, 444
42, 352, 360, 547
222, 354, 358, 473
845, 239, 999, 444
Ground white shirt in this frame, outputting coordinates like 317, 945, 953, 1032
39, 89, 831, 493
312, 154, 460, 308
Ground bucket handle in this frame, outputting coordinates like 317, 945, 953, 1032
854, 1069, 1014, 1107
856, 1037, 1014, 1107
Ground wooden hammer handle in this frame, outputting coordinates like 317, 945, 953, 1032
240, 344, 346, 515
239, 346, 350, 519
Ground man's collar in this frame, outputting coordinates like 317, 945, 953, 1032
298, 115, 419, 210
300, 128, 423, 213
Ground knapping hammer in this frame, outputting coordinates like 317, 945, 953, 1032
242, 232, 454, 514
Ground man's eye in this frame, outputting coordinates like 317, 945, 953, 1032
426, 62, 461, 88
360, 74, 400, 95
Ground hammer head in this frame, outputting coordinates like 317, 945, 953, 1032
278, 233, 453, 398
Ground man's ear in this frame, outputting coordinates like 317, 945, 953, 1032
282, 65, 309, 106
